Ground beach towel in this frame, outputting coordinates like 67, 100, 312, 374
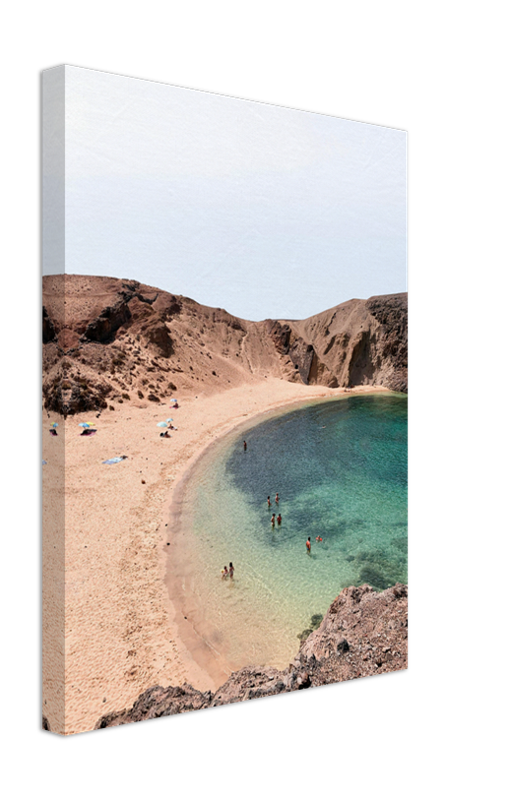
80, 429, 97, 436
102, 456, 127, 465
42, 460, 47, 465
49, 429, 57, 436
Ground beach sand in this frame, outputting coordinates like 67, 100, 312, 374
42, 379, 388, 734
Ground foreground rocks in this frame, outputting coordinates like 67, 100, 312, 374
95, 583, 407, 729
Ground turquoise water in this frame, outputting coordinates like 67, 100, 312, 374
174, 393, 407, 671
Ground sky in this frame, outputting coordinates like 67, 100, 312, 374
43, 66, 407, 322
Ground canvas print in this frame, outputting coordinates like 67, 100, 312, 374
42, 66, 408, 735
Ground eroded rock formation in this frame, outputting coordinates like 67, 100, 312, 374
42, 275, 407, 416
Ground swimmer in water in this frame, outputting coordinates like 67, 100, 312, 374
316, 536, 323, 542
306, 537, 311, 554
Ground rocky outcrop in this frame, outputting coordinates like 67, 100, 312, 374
95, 583, 407, 729
266, 320, 339, 386
96, 684, 212, 728
82, 300, 132, 344
284, 292, 408, 393
141, 319, 174, 357
42, 306, 57, 344
266, 320, 292, 355
366, 294, 408, 393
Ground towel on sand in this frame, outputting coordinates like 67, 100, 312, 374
102, 456, 127, 465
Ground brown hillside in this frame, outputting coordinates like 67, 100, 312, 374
42, 275, 407, 416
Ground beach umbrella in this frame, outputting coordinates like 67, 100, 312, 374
157, 421, 167, 428
51, 422, 58, 428
166, 418, 173, 423
79, 423, 90, 428
170, 398, 177, 402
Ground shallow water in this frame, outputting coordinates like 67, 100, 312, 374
174, 393, 407, 672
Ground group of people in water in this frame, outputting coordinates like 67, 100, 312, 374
221, 436, 327, 579
266, 453, 326, 557
221, 562, 235, 580
305, 536, 322, 552
267, 494, 282, 528
268, 491, 321, 553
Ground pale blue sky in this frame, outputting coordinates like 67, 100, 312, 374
45, 66, 407, 321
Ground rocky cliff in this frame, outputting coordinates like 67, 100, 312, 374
42, 275, 407, 416
95, 583, 407, 729
284, 292, 408, 392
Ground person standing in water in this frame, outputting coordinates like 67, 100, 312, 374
221, 566, 228, 579
243, 440, 247, 451
306, 537, 311, 554
275, 492, 279, 504
229, 562, 234, 579
271, 513, 276, 528
277, 513, 282, 526
267, 496, 271, 509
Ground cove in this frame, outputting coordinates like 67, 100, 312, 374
172, 392, 407, 673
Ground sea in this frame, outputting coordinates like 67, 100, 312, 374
172, 392, 407, 672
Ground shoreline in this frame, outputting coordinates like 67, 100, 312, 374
44, 379, 392, 733
161, 383, 394, 691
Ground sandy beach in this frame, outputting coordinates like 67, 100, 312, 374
42, 378, 388, 734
